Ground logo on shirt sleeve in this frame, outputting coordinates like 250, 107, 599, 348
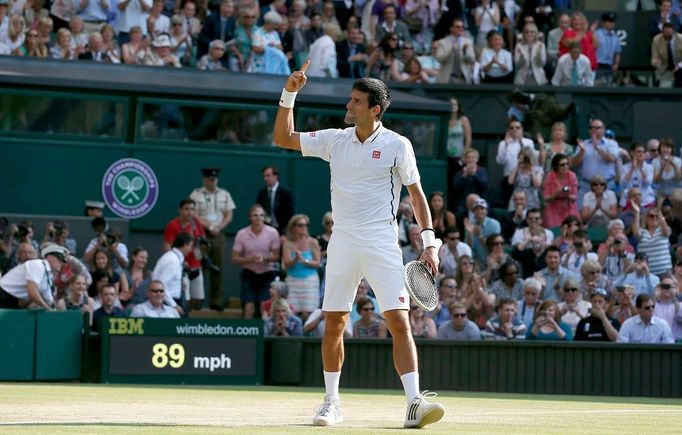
372, 150, 381, 159
309, 132, 317, 137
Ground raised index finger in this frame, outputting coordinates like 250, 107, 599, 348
300, 59, 311, 73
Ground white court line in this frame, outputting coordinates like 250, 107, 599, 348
456, 408, 682, 417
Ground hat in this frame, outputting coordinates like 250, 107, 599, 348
209, 39, 225, 50
201, 168, 220, 177
605, 129, 616, 139
473, 198, 488, 209
152, 34, 172, 48
592, 288, 608, 299
601, 12, 616, 22
41, 243, 69, 261
85, 200, 105, 209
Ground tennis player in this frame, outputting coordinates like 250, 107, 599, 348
273, 60, 445, 429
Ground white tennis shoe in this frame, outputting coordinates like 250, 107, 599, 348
313, 395, 343, 426
404, 391, 445, 429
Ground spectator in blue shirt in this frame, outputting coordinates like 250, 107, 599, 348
594, 13, 622, 86
464, 198, 501, 266
617, 294, 674, 343
616, 252, 660, 297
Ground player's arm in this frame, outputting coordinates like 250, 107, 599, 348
406, 182, 440, 273
273, 60, 311, 152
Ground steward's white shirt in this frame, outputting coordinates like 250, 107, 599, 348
300, 123, 420, 246
0, 259, 54, 305
152, 248, 184, 307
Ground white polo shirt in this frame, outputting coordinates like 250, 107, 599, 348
300, 123, 420, 247
152, 248, 184, 307
0, 259, 55, 305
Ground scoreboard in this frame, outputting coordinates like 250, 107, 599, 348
100, 318, 263, 384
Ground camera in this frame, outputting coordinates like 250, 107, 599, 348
562, 186, 569, 192
52, 220, 65, 237
195, 236, 212, 249
661, 283, 672, 290
16, 225, 29, 238
614, 239, 622, 245
106, 234, 117, 245
573, 241, 583, 249
522, 156, 531, 164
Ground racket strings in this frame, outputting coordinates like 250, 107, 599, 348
404, 262, 438, 310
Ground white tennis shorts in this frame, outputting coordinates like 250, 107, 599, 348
323, 234, 410, 313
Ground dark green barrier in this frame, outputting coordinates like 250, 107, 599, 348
266, 338, 682, 397
0, 310, 36, 381
34, 310, 84, 380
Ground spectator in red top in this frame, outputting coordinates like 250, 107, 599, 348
543, 153, 578, 228
560, 12, 598, 70
163, 197, 206, 311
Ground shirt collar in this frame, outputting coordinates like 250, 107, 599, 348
352, 122, 383, 144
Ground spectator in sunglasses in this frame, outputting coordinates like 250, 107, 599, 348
558, 278, 592, 334
653, 276, 682, 341
616, 294, 674, 343
574, 288, 620, 341
581, 175, 618, 229
615, 252, 660, 298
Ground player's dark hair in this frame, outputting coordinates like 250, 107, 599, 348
353, 78, 391, 121
179, 197, 196, 208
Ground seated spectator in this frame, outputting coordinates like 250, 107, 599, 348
78, 31, 109, 61
282, 214, 321, 323
488, 261, 524, 303
198, 39, 228, 70
617, 294, 674, 343
130, 280, 181, 318
574, 288, 621, 341
92, 284, 126, 332
462, 272, 495, 329
393, 55, 430, 83
433, 18, 475, 84
87, 268, 113, 307
598, 220, 635, 283
653, 275, 681, 340
352, 296, 387, 338
91, 248, 128, 297
139, 33, 181, 66
121, 25, 147, 64
651, 22, 682, 88
474, 0, 500, 49
55, 274, 95, 325
50, 28, 76, 60
608, 284, 637, 325
375, 4, 410, 47
507, 147, 543, 212
69, 16, 88, 50
514, 22, 546, 85
454, 255, 476, 295
427, 275, 458, 329
261, 279, 294, 320
542, 154, 578, 228
526, 300, 573, 340
429, 191, 456, 241
21, 27, 47, 57
306, 23, 341, 77
336, 25, 368, 79
37, 17, 54, 48
616, 252, 660, 297
484, 297, 527, 340
196, 0, 235, 60
562, 229, 598, 276
122, 247, 151, 309
397, 195, 416, 247
319, 0, 340, 29
180, 0, 201, 40
409, 304, 437, 338
551, 42, 594, 86
350, 279, 379, 325
652, 138, 682, 200
168, 15, 192, 66
511, 208, 553, 277
464, 199, 501, 267
537, 122, 575, 173
452, 148, 486, 215
558, 280, 591, 335
436, 302, 482, 340
438, 226, 472, 278
620, 142, 656, 209
632, 206, 673, 276
264, 297, 303, 337
479, 30, 513, 83
366, 31, 398, 81
100, 24, 121, 64
516, 279, 542, 329
578, 259, 613, 296
483, 233, 514, 283
304, 307, 353, 337
502, 191, 528, 241
534, 246, 572, 302
2, 14, 26, 55
401, 224, 423, 265
581, 175, 618, 229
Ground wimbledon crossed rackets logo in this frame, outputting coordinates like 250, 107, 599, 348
102, 159, 159, 219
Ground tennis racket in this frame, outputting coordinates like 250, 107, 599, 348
404, 260, 438, 311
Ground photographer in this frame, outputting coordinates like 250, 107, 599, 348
0, 244, 67, 310
42, 220, 77, 256
2, 220, 39, 273
83, 219, 129, 271
163, 198, 206, 311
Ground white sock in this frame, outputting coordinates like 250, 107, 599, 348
323, 371, 341, 401
400, 372, 420, 403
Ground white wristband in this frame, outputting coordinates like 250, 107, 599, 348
421, 229, 442, 250
279, 88, 298, 109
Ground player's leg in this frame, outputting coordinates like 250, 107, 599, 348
365, 245, 444, 428
313, 236, 362, 426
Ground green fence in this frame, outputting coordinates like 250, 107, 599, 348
266, 338, 682, 397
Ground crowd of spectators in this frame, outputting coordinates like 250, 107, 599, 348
0, 0, 680, 86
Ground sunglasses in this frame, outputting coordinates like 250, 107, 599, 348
559, 162, 569, 167
452, 313, 466, 318
592, 182, 606, 187
649, 148, 659, 153
641, 304, 655, 310
149, 288, 165, 293
589, 125, 604, 130
565, 288, 579, 292
362, 307, 374, 311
